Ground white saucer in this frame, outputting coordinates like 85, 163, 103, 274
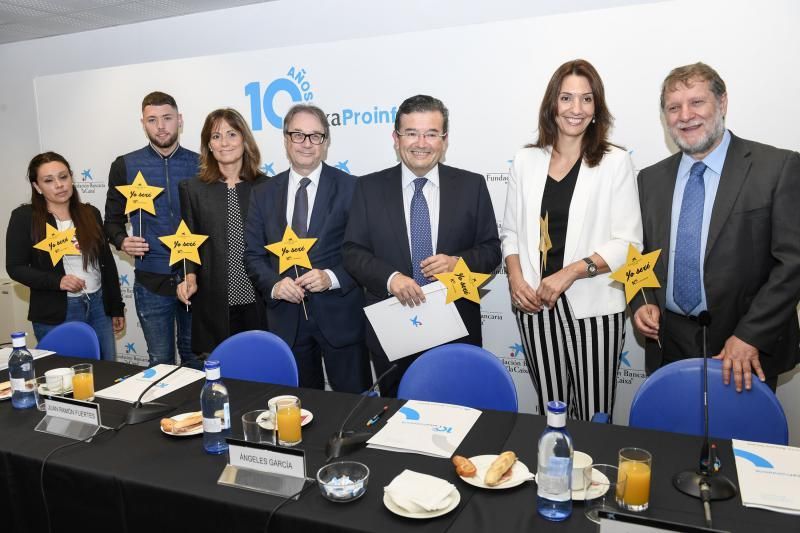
160, 412, 203, 437
383, 489, 460, 519
459, 455, 534, 489
256, 408, 313, 430
572, 468, 610, 500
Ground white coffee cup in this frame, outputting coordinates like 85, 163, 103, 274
45, 367, 74, 394
572, 451, 593, 490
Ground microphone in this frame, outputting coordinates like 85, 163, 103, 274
673, 311, 736, 528
124, 363, 190, 425
325, 364, 398, 460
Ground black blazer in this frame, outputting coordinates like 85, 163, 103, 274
244, 163, 365, 348
179, 175, 268, 354
343, 163, 501, 349
6, 204, 124, 324
633, 134, 800, 378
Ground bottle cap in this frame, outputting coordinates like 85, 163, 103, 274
11, 331, 27, 348
204, 359, 221, 380
546, 400, 567, 428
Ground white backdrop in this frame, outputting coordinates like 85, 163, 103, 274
33, 1, 800, 424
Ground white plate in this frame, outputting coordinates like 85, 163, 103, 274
573, 467, 611, 500
459, 455, 534, 489
383, 489, 460, 519
256, 408, 313, 430
160, 412, 203, 437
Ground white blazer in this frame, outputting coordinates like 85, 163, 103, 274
501, 145, 643, 319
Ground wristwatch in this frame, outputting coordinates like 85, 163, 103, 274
583, 257, 598, 278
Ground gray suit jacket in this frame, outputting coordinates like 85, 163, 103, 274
633, 133, 800, 378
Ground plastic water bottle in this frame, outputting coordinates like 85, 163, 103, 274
537, 400, 573, 521
200, 360, 231, 454
9, 332, 36, 410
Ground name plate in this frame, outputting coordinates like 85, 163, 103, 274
228, 439, 306, 479
45, 396, 101, 426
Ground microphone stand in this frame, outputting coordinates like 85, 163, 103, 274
325, 364, 398, 460
673, 311, 737, 528
124, 363, 188, 425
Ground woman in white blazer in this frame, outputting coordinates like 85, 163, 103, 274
501, 59, 642, 420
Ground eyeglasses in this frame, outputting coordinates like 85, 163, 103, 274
286, 131, 326, 145
395, 130, 447, 141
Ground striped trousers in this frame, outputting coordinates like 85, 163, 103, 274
515, 295, 625, 421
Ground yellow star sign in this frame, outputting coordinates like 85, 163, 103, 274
540, 212, 552, 272
434, 257, 491, 304
609, 244, 662, 304
33, 223, 80, 266
265, 226, 317, 274
115, 171, 164, 215
158, 220, 208, 266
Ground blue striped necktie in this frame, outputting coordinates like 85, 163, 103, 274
673, 161, 707, 314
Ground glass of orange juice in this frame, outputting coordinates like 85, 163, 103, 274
275, 397, 302, 446
617, 447, 652, 511
71, 363, 95, 401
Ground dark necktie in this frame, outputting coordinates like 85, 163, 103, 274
673, 161, 707, 314
410, 177, 433, 286
291, 177, 312, 237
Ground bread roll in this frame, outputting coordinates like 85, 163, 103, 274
452, 455, 477, 477
484, 451, 517, 486
160, 412, 202, 433
0, 381, 10, 393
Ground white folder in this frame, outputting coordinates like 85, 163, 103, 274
363, 282, 468, 361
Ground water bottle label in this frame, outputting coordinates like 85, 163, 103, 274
538, 456, 571, 501
10, 377, 27, 392
222, 402, 231, 429
203, 417, 222, 433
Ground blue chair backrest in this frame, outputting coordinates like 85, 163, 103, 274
629, 359, 788, 445
208, 331, 298, 386
397, 344, 518, 412
36, 321, 101, 360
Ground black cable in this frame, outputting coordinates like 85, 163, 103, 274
40, 425, 116, 533
263, 478, 318, 533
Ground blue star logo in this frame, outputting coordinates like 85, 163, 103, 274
125, 342, 136, 354
260, 162, 275, 176
410, 316, 422, 327
81, 169, 92, 181
619, 351, 631, 367
335, 160, 351, 174
509, 343, 524, 357
119, 274, 129, 286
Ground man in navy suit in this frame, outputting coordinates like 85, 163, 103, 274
343, 95, 501, 397
245, 104, 370, 393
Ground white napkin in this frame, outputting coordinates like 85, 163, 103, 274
384, 469, 457, 513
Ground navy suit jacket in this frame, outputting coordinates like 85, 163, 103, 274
343, 163, 501, 351
244, 163, 365, 348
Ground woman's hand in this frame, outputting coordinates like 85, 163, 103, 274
112, 316, 125, 334
60, 275, 86, 293
509, 275, 542, 313
536, 268, 579, 309
177, 273, 197, 305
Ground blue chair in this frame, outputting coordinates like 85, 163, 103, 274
208, 331, 298, 386
629, 359, 788, 445
397, 344, 518, 412
36, 321, 101, 360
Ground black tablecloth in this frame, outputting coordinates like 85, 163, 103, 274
1, 356, 796, 533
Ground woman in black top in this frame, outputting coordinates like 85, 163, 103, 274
177, 108, 267, 356
6, 152, 125, 360
501, 60, 643, 420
